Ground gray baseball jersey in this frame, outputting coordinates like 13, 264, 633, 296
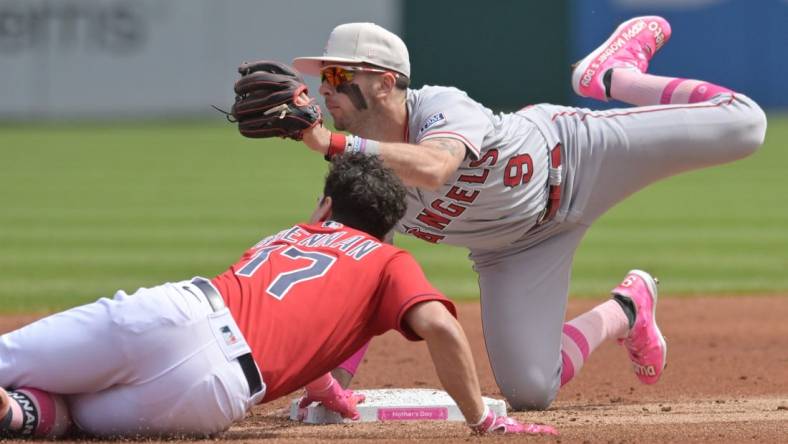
393, 85, 766, 410
395, 86, 555, 250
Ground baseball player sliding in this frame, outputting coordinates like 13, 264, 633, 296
232, 17, 767, 409
0, 155, 557, 438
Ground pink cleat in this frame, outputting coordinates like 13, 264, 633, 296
572, 16, 671, 101
611, 270, 667, 385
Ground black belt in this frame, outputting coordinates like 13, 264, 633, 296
190, 278, 264, 397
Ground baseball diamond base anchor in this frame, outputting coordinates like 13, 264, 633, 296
289, 388, 507, 424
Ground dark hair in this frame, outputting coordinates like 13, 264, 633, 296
324, 153, 407, 239
394, 74, 410, 90
358, 62, 409, 90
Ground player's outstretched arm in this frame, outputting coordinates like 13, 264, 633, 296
403, 301, 484, 421
302, 125, 465, 191
404, 301, 558, 436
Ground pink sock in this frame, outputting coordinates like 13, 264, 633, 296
610, 68, 733, 106
560, 300, 629, 386
4, 388, 71, 438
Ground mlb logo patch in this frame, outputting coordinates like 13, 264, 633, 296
220, 325, 239, 346
419, 112, 447, 135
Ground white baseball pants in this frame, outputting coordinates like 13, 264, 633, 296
0, 280, 263, 437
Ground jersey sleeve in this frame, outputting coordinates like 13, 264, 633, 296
370, 251, 457, 341
412, 89, 493, 159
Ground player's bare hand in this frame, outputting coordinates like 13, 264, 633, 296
470, 409, 558, 436
297, 377, 366, 420
301, 122, 332, 155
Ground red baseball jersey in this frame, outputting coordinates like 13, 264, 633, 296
211, 221, 456, 402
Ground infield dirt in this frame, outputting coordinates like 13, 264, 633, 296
1, 295, 786, 443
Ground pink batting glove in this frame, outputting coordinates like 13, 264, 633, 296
297, 377, 366, 420
469, 408, 558, 436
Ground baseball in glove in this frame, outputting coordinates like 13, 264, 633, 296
226, 60, 322, 140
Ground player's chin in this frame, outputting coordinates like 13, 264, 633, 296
332, 117, 348, 131
326, 108, 348, 130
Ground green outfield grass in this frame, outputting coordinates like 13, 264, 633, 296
1, 117, 786, 312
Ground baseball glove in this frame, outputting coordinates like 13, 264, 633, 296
229, 60, 321, 140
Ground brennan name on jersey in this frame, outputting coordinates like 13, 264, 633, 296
253, 221, 382, 261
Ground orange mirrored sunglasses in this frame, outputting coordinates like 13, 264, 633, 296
320, 65, 387, 87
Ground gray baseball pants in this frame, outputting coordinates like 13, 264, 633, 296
470, 93, 766, 410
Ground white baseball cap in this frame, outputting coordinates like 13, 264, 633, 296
292, 23, 410, 78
